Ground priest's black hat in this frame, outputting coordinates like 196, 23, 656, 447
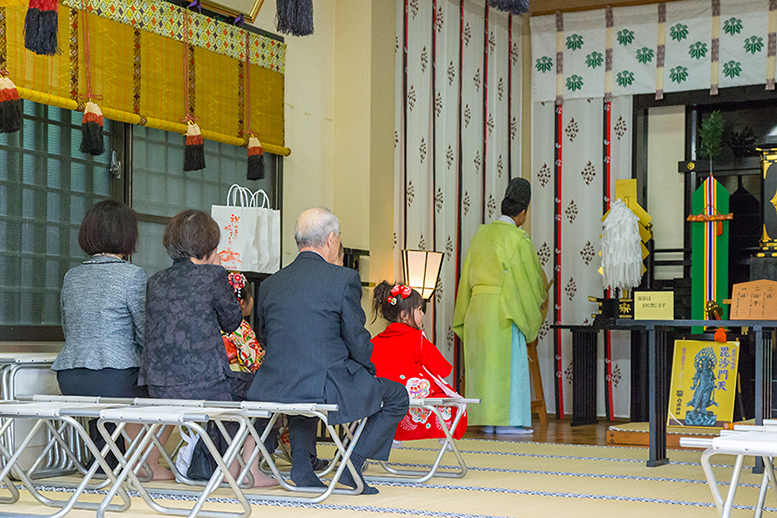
504, 177, 531, 208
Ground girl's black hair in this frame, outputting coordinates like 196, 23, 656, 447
227, 272, 252, 301
372, 280, 423, 324
236, 284, 252, 301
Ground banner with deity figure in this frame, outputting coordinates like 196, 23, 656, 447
668, 339, 740, 428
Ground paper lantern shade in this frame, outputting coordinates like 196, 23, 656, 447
402, 249, 444, 300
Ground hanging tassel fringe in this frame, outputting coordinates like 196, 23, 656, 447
0, 75, 23, 134
275, 0, 314, 36
184, 122, 205, 171
486, 0, 530, 15
80, 101, 105, 155
247, 135, 264, 180
714, 328, 728, 343
601, 198, 643, 292
24, 0, 59, 55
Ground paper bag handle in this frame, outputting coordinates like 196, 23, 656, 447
250, 189, 271, 209
226, 184, 251, 207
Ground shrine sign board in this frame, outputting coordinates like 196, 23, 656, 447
634, 291, 674, 320
668, 339, 739, 428
730, 280, 777, 320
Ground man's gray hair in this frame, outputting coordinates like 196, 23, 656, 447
295, 207, 340, 249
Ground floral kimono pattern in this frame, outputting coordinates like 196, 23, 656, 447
222, 319, 265, 373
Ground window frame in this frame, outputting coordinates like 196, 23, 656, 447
0, 104, 125, 342
0, 113, 283, 343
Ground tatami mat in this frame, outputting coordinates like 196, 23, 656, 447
5, 438, 775, 518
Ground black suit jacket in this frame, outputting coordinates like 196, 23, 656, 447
246, 251, 382, 425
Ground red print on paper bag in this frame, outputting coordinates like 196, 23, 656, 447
224, 214, 241, 244
219, 214, 242, 265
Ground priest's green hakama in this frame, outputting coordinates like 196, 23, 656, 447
453, 221, 546, 427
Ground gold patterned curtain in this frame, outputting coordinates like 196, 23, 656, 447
0, 2, 287, 155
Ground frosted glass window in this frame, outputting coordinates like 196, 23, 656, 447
0, 102, 113, 326
132, 126, 277, 277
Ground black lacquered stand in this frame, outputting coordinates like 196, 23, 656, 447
616, 320, 775, 467
552, 325, 614, 427
555, 320, 776, 467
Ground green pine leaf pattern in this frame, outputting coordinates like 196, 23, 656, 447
636, 47, 654, 64
689, 41, 708, 60
616, 71, 634, 87
586, 51, 604, 69
744, 36, 764, 54
722, 17, 743, 36
617, 29, 635, 46
670, 23, 689, 42
722, 60, 742, 79
566, 34, 584, 51
535, 56, 553, 73
669, 65, 689, 84
566, 74, 584, 92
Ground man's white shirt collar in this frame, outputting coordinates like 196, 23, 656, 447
497, 215, 517, 226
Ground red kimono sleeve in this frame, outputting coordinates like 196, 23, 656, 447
420, 335, 452, 379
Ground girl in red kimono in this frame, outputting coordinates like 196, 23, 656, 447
370, 281, 467, 442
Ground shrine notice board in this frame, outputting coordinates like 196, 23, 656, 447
730, 280, 777, 320
668, 340, 739, 428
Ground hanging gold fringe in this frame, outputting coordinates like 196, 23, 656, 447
15, 86, 291, 156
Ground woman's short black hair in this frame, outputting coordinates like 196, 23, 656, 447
78, 200, 139, 256
163, 209, 220, 260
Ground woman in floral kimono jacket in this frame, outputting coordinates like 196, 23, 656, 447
370, 282, 467, 441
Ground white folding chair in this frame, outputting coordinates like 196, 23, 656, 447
95, 405, 252, 518
29, 395, 267, 490
237, 401, 368, 502
0, 401, 132, 518
368, 397, 476, 483
681, 420, 777, 518
0, 358, 77, 479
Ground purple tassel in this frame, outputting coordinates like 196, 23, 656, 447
276, 0, 313, 37
487, 0, 530, 15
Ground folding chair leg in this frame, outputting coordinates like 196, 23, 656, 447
700, 449, 725, 515
238, 415, 288, 487
188, 421, 251, 518
97, 419, 251, 518
243, 415, 367, 503
0, 416, 131, 518
763, 455, 777, 516
721, 454, 746, 518
755, 464, 770, 518
0, 417, 25, 504
322, 420, 361, 480
373, 402, 468, 483
97, 422, 163, 518
27, 420, 87, 481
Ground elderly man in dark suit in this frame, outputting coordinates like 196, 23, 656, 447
247, 207, 409, 494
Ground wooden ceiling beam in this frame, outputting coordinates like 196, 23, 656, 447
529, 0, 684, 17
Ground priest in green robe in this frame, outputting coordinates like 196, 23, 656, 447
453, 178, 547, 435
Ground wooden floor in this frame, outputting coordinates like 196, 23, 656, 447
462, 417, 625, 446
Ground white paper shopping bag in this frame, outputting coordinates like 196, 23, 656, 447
211, 185, 260, 272
251, 189, 280, 274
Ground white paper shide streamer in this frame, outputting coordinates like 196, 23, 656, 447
601, 199, 642, 292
